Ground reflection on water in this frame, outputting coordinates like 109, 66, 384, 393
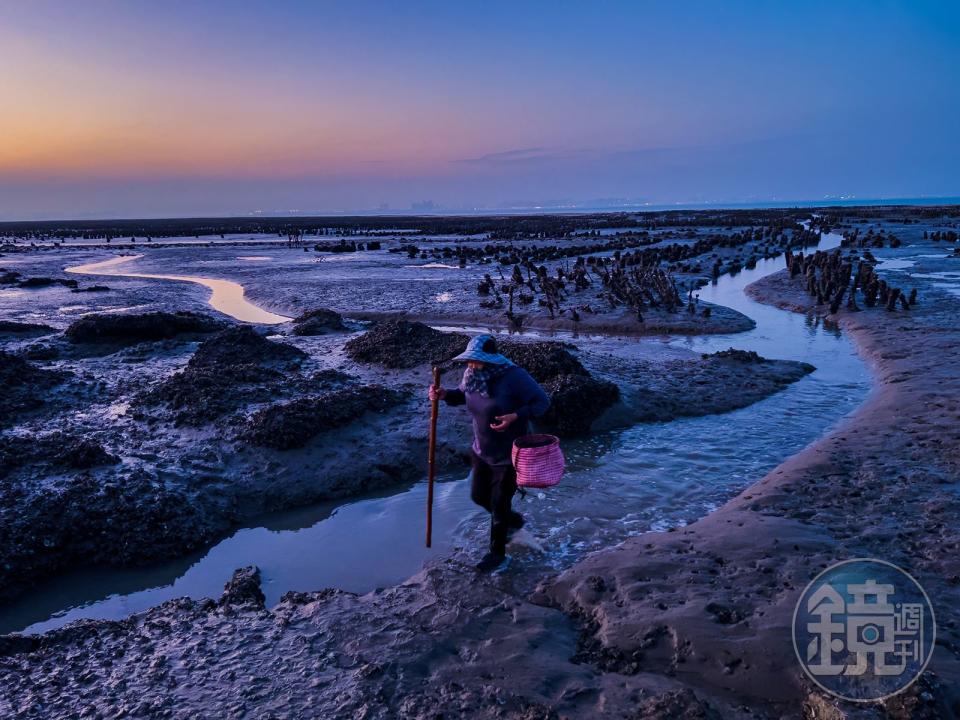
66, 255, 291, 324
7, 231, 871, 635
5, 482, 473, 635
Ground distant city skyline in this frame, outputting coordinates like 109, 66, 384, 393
1, 1, 958, 220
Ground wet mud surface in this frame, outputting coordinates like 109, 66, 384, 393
0, 311, 808, 609
2, 207, 958, 717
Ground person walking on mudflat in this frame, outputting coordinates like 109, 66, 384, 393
429, 334, 550, 572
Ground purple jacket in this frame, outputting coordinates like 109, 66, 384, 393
444, 366, 550, 466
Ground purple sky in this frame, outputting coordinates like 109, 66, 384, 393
2, 1, 958, 219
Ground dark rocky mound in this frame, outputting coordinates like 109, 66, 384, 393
499, 340, 588, 381
291, 308, 347, 336
704, 347, 765, 363
705, 348, 814, 374
0, 351, 70, 427
220, 566, 266, 608
0, 320, 57, 337
309, 368, 357, 386
344, 320, 467, 368
17, 276, 78, 289
140, 363, 284, 425
0, 433, 119, 480
634, 689, 721, 720
0, 269, 21, 284
71, 285, 111, 293
20, 343, 60, 361
139, 327, 308, 425
245, 386, 406, 450
540, 374, 621, 435
189, 325, 307, 369
499, 341, 619, 436
0, 468, 229, 605
49, 435, 118, 469
65, 311, 226, 344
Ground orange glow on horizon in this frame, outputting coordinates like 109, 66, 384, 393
0, 31, 493, 179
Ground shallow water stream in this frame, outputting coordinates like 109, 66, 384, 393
67, 254, 292, 324
3, 230, 872, 635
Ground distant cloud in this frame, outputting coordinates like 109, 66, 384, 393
456, 146, 592, 165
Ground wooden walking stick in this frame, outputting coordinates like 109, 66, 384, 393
425, 366, 441, 548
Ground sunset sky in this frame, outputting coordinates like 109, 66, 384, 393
1, 1, 958, 219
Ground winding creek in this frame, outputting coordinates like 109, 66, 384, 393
3, 230, 872, 635
66, 254, 292, 324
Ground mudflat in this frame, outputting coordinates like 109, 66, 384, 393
1, 207, 958, 718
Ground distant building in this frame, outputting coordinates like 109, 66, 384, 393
411, 200, 436, 212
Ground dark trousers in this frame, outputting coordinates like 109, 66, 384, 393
470, 451, 523, 555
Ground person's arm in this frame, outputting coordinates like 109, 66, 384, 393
428, 385, 465, 406
443, 388, 466, 406
513, 370, 550, 421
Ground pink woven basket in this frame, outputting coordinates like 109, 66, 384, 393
512, 434, 564, 488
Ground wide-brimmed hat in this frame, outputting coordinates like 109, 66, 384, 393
452, 334, 513, 365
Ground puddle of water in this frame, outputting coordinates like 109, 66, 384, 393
876, 258, 916, 271
932, 283, 960, 297
407, 263, 462, 269
313, 253, 365, 262
8, 482, 474, 634
66, 255, 292, 324
910, 271, 960, 280
237, 256, 272, 261
78, 304, 152, 316
4, 230, 872, 636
